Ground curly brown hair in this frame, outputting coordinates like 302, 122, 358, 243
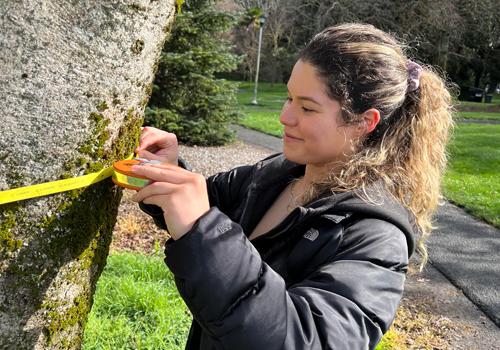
297, 23, 454, 266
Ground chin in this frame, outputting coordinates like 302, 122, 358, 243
282, 149, 307, 165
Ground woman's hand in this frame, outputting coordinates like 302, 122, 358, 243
135, 127, 179, 166
130, 163, 210, 240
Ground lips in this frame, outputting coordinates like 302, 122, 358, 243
283, 132, 302, 142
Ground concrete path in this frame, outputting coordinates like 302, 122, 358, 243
236, 125, 500, 329
430, 202, 500, 326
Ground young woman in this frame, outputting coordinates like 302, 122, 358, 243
131, 23, 453, 350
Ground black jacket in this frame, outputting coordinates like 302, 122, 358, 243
140, 153, 415, 350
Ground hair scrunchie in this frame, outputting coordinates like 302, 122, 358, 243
406, 60, 423, 92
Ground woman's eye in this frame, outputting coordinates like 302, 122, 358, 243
285, 97, 313, 112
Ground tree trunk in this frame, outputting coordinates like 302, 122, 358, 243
435, 30, 449, 72
0, 1, 178, 349
474, 66, 484, 88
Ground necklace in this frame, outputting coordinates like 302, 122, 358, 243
288, 177, 304, 212
291, 176, 304, 197
291, 179, 297, 197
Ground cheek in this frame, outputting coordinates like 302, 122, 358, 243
308, 123, 337, 144
316, 127, 350, 154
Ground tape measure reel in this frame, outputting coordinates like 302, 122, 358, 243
112, 158, 172, 191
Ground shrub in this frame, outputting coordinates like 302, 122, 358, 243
145, 0, 243, 146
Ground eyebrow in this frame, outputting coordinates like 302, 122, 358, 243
287, 87, 322, 106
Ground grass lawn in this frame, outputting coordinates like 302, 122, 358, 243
238, 110, 283, 138
237, 80, 287, 94
236, 92, 286, 110
442, 123, 500, 227
234, 81, 287, 110
456, 112, 500, 121
82, 252, 191, 350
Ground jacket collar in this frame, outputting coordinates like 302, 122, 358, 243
251, 153, 416, 255
252, 153, 305, 190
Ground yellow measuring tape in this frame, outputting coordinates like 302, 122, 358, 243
0, 155, 134, 205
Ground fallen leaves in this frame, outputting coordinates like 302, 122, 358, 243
111, 189, 170, 255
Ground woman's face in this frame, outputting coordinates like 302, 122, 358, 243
280, 60, 359, 169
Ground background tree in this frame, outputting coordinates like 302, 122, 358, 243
145, 0, 243, 146
232, 7, 262, 82
228, 0, 500, 90
0, 1, 178, 348
232, 0, 301, 86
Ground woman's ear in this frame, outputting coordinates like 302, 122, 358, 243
358, 108, 380, 134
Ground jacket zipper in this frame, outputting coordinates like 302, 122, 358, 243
239, 166, 257, 227
239, 181, 253, 226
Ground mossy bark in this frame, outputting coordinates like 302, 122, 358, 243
0, 1, 177, 348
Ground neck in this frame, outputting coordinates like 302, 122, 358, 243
299, 162, 343, 189
293, 166, 322, 197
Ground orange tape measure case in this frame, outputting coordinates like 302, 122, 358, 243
112, 158, 174, 191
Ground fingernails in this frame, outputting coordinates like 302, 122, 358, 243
131, 165, 140, 171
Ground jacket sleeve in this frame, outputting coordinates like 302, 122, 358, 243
139, 163, 254, 230
164, 208, 408, 350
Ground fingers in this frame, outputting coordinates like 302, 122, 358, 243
130, 163, 189, 184
129, 160, 209, 240
136, 149, 174, 164
131, 181, 176, 203
135, 127, 177, 156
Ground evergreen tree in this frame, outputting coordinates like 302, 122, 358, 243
145, 0, 243, 146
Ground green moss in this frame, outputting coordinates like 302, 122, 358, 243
78, 106, 141, 168
36, 180, 122, 346
145, 83, 154, 98
85, 162, 104, 174
44, 293, 92, 345
110, 108, 142, 159
128, 3, 148, 11
77, 144, 92, 155
90, 112, 104, 123
0, 204, 22, 253
5, 172, 25, 189
175, 0, 184, 13
131, 39, 145, 54
77, 112, 111, 160
60, 173, 72, 180
0, 152, 8, 160
2, 177, 121, 345
7, 173, 24, 180
97, 102, 108, 111
97, 130, 110, 148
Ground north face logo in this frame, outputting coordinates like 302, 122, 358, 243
303, 228, 319, 241
217, 223, 232, 234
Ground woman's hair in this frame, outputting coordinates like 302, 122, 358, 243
298, 23, 454, 266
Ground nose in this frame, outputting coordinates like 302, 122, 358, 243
279, 103, 297, 126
